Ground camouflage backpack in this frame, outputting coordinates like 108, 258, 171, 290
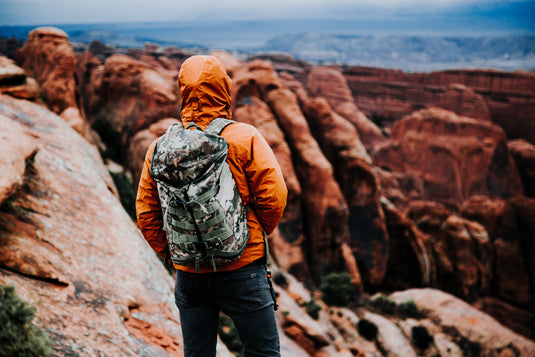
149, 118, 250, 271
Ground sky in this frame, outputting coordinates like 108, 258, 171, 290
0, 0, 534, 29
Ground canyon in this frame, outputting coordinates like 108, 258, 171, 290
1, 27, 535, 356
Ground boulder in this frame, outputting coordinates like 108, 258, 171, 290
435, 83, 491, 121
127, 117, 180, 185
59, 106, 100, 146
374, 107, 524, 209
79, 54, 179, 166
0, 109, 38, 206
361, 311, 417, 357
211, 50, 244, 77
14, 27, 79, 114
0, 56, 39, 100
0, 94, 203, 356
390, 288, 535, 357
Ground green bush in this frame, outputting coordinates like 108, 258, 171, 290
218, 314, 244, 357
411, 325, 434, 350
0, 284, 52, 357
370, 294, 396, 314
357, 319, 378, 341
370, 295, 422, 319
303, 298, 322, 320
397, 300, 421, 318
319, 272, 354, 307
272, 272, 288, 289
109, 171, 137, 220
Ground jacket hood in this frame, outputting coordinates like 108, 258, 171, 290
178, 55, 232, 128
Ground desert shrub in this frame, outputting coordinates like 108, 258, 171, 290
92, 117, 122, 162
218, 314, 244, 357
411, 325, 434, 350
370, 295, 422, 319
357, 318, 378, 341
303, 298, 322, 320
397, 300, 421, 318
370, 294, 396, 314
272, 272, 288, 289
109, 170, 136, 220
0, 284, 52, 357
319, 272, 354, 307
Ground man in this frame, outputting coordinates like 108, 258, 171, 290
136, 55, 287, 357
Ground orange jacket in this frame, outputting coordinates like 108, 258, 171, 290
136, 55, 288, 273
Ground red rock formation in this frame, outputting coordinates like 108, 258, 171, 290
306, 66, 384, 151
5, 26, 535, 351
268, 87, 349, 282
374, 107, 524, 208
127, 117, 181, 185
435, 215, 493, 301
212, 50, 244, 78
304, 97, 388, 288
233, 96, 308, 277
76, 51, 103, 118
405, 197, 535, 339
475, 297, 535, 342
14, 27, 79, 114
0, 56, 39, 100
380, 199, 433, 290
0, 104, 38, 206
391, 288, 535, 357
12, 28, 97, 144
79, 53, 179, 165
508, 139, 535, 197
461, 195, 533, 308
0, 94, 189, 356
343, 66, 535, 144
436, 83, 491, 121
232, 60, 350, 282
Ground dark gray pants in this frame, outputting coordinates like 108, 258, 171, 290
174, 261, 280, 357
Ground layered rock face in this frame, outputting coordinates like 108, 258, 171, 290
0, 95, 188, 356
343, 66, 535, 144
2, 26, 535, 355
374, 107, 524, 208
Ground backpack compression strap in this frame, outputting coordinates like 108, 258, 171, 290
204, 118, 235, 136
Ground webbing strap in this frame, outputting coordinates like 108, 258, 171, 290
179, 237, 224, 253
199, 226, 233, 241
204, 118, 235, 136
171, 230, 198, 244
196, 214, 225, 230
186, 122, 203, 130
193, 185, 219, 204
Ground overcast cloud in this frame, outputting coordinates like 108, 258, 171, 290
1, 0, 533, 25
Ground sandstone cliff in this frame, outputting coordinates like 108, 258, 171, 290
0, 94, 189, 356
1, 26, 535, 356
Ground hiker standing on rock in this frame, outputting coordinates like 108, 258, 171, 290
136, 55, 287, 357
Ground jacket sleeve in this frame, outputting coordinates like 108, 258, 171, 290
135, 141, 168, 259
246, 128, 288, 235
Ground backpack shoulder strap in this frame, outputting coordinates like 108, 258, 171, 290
204, 118, 235, 136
